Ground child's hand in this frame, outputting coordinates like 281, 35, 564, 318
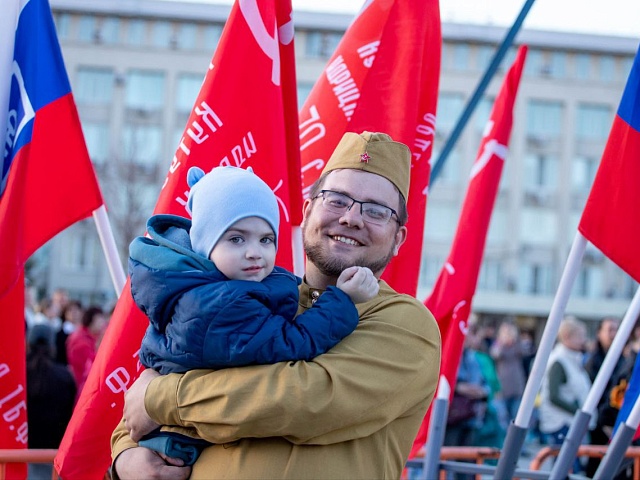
336, 266, 379, 304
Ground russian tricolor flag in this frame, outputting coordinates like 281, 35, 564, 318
1, 1, 102, 476
1, 0, 103, 296
578, 44, 640, 284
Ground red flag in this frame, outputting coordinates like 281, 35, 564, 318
578, 44, 640, 283
410, 46, 528, 457
1, 0, 103, 477
55, 2, 301, 478
298, 0, 441, 295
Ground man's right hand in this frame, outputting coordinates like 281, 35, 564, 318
114, 447, 191, 480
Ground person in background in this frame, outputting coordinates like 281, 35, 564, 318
111, 131, 441, 480
66, 305, 108, 398
490, 322, 527, 424
539, 316, 594, 474
26, 324, 77, 480
55, 300, 83, 365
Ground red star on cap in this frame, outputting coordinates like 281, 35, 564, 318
360, 152, 371, 163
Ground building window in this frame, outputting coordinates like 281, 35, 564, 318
121, 125, 163, 168
125, 70, 165, 111
176, 73, 204, 113
436, 92, 465, 134
599, 56, 615, 83
571, 156, 598, 194
452, 44, 470, 71
176, 23, 197, 50
76, 67, 114, 104
520, 207, 557, 245
576, 104, 612, 141
526, 100, 563, 140
62, 230, 99, 271
476, 45, 494, 71
575, 53, 591, 80
82, 122, 110, 165
424, 202, 459, 241
101, 17, 120, 45
621, 56, 634, 79
77, 15, 96, 42
54, 13, 71, 40
152, 21, 173, 48
478, 260, 504, 291
574, 262, 603, 298
474, 96, 494, 134
549, 52, 566, 78
305, 31, 342, 59
127, 19, 146, 46
519, 262, 554, 295
524, 49, 543, 77
203, 25, 223, 52
523, 153, 559, 191
297, 82, 314, 108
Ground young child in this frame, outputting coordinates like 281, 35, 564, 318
129, 166, 378, 464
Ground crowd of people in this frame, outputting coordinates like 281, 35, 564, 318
446, 314, 640, 478
24, 286, 110, 479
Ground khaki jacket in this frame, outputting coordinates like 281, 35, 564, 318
112, 280, 441, 479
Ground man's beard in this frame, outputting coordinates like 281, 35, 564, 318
303, 235, 396, 278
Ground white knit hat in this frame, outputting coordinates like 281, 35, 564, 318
187, 166, 280, 258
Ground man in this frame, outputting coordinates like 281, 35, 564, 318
584, 316, 622, 477
111, 131, 441, 479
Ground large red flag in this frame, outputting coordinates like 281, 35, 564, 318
410, 46, 528, 457
298, 0, 441, 296
578, 44, 640, 284
1, 0, 103, 476
55, 1, 301, 478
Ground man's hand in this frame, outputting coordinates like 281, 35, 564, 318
337, 266, 379, 304
124, 368, 161, 442
114, 447, 191, 480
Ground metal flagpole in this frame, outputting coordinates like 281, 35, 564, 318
92, 205, 126, 297
420, 376, 451, 480
550, 284, 640, 479
493, 232, 587, 479
429, 0, 537, 185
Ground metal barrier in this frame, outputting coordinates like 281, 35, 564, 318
0, 450, 111, 480
529, 445, 640, 480
0, 449, 59, 480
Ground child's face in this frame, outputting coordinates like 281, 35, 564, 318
210, 216, 276, 282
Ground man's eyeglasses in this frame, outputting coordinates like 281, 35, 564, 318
314, 190, 398, 225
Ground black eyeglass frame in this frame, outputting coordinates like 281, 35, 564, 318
314, 190, 399, 225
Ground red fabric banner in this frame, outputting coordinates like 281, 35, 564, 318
1, 1, 103, 477
410, 46, 528, 457
0, 272, 27, 480
55, 1, 301, 478
298, 0, 441, 296
578, 45, 640, 283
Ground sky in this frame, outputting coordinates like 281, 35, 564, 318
196, 0, 640, 39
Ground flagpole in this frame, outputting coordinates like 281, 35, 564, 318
594, 388, 640, 479
292, 226, 305, 277
494, 231, 587, 479
419, 376, 451, 480
549, 283, 640, 479
429, 0, 536, 184
92, 205, 126, 297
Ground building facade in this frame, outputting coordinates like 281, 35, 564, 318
42, 0, 638, 327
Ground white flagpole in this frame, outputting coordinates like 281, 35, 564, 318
292, 225, 304, 277
92, 205, 126, 297
494, 231, 587, 479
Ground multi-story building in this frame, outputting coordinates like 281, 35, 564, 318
41, 0, 638, 330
